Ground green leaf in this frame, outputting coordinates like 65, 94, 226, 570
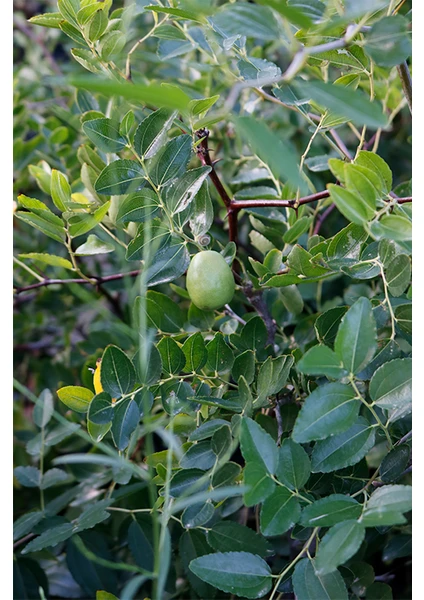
207, 522, 271, 557
361, 485, 411, 527
240, 316, 268, 351
334, 297, 377, 374
111, 398, 140, 451
74, 234, 114, 255
165, 166, 211, 215
71, 76, 192, 113
296, 80, 388, 129
95, 160, 145, 195
58, 0, 79, 25
18, 253, 72, 271
380, 445, 410, 483
29, 12, 63, 28
33, 389, 54, 428
82, 118, 127, 153
21, 523, 74, 554
243, 462, 276, 507
14, 466, 41, 488
134, 108, 177, 159
298, 345, 348, 379
386, 255, 411, 297
57, 386, 94, 413
128, 517, 154, 571
145, 5, 205, 23
315, 521, 366, 575
315, 306, 348, 348
234, 116, 306, 193
41, 468, 68, 489
182, 333, 208, 373
181, 441, 216, 471
68, 201, 111, 237
260, 487, 300, 536
240, 417, 278, 475
311, 417, 376, 473
371, 214, 412, 242
88, 420, 111, 443
157, 336, 186, 375
255, 0, 312, 28
355, 151, 392, 194
189, 181, 214, 238
276, 438, 311, 490
292, 382, 359, 443
326, 223, 368, 267
189, 552, 272, 599
126, 219, 171, 261
161, 381, 198, 416
283, 216, 313, 245
144, 237, 190, 287
395, 303, 412, 335
210, 2, 280, 40
344, 164, 377, 215
87, 392, 114, 425
73, 499, 111, 532
256, 355, 294, 404
100, 345, 136, 398
140, 290, 185, 333
182, 502, 215, 529
232, 350, 256, 385
87, 8, 108, 41
15, 208, 66, 243
51, 169, 71, 211
189, 419, 231, 442
364, 15, 411, 67
206, 333, 235, 374
13, 511, 44, 541
300, 494, 362, 527
329, 184, 374, 225
369, 358, 411, 410
99, 30, 126, 61
293, 559, 348, 600
169, 468, 209, 498
133, 340, 163, 386
147, 135, 192, 187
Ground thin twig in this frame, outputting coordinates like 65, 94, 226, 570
14, 270, 141, 295
195, 129, 239, 243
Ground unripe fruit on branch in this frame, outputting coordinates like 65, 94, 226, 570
186, 250, 235, 311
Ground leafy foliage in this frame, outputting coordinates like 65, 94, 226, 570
13, 0, 411, 598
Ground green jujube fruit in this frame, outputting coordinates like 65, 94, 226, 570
186, 250, 235, 310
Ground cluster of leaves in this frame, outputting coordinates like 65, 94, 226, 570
14, 0, 411, 599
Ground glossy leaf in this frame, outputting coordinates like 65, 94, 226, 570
292, 558, 348, 600
311, 417, 376, 473
260, 487, 300, 536
276, 438, 311, 490
100, 345, 136, 398
369, 358, 412, 409
240, 417, 278, 475
334, 297, 377, 374
315, 521, 366, 574
189, 552, 272, 599
292, 383, 359, 443
300, 494, 362, 527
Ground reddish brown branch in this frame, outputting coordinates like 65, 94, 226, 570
14, 270, 141, 295
230, 190, 331, 210
195, 129, 239, 243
